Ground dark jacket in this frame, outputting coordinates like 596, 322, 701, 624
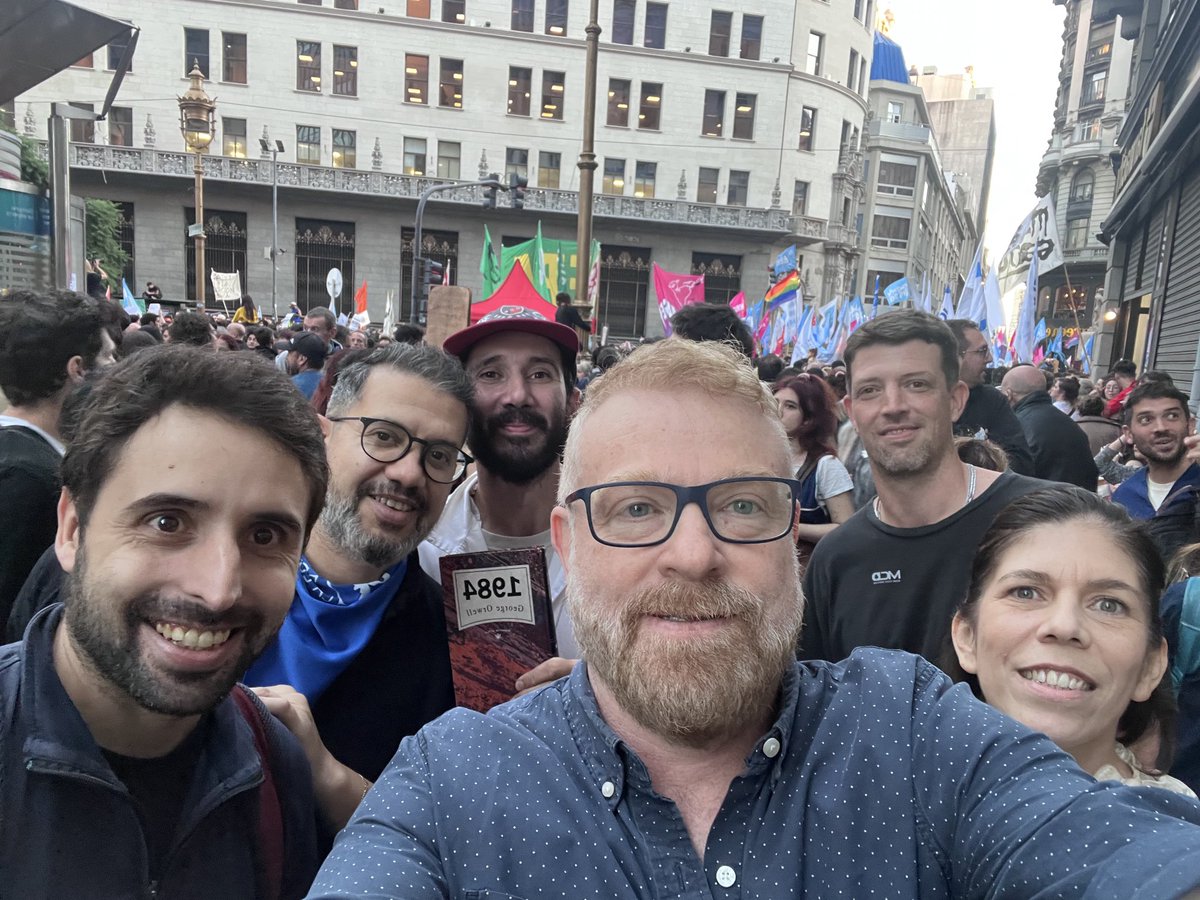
0, 425, 61, 636
1075, 414, 1121, 456
1113, 465, 1200, 562
1012, 390, 1099, 490
1160, 581, 1200, 795
954, 384, 1035, 475
0, 606, 321, 899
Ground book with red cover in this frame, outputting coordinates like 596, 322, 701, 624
439, 547, 558, 712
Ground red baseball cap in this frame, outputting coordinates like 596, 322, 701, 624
443, 306, 580, 361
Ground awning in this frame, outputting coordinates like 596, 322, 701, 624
0, 0, 134, 104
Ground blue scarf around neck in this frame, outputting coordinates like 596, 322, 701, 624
244, 555, 407, 701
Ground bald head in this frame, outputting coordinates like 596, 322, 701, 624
1001, 365, 1049, 404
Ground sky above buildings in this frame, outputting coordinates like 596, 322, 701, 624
883, 0, 1066, 260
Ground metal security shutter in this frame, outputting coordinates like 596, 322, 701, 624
1155, 170, 1200, 385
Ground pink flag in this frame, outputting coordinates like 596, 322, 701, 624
653, 263, 705, 335
728, 291, 747, 319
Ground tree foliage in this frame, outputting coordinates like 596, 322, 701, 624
85, 199, 129, 291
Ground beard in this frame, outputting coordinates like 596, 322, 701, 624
570, 572, 803, 747
318, 476, 430, 569
62, 548, 277, 717
468, 406, 569, 485
1136, 433, 1187, 466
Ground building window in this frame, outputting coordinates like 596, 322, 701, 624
439, 58, 463, 107
538, 151, 561, 188
223, 117, 247, 157
692, 252, 741, 304
72, 52, 93, 68
335, 0, 359, 7
1077, 116, 1101, 141
541, 71, 565, 119
633, 161, 656, 198
727, 170, 749, 206
792, 181, 809, 215
403, 137, 426, 175
443, 0, 466, 22
733, 93, 755, 140
702, 89, 725, 137
297, 41, 321, 91
512, 0, 534, 31
1086, 40, 1112, 63
331, 45, 357, 96
740, 14, 762, 60
697, 167, 719, 203
798, 106, 816, 151
1070, 167, 1094, 202
185, 28, 209, 78
508, 67, 532, 115
1066, 217, 1089, 250
108, 32, 133, 71
68, 102, 94, 142
871, 211, 911, 249
848, 49, 859, 93
506, 147, 529, 180
332, 129, 356, 168
296, 125, 320, 164
546, 0, 568, 34
612, 0, 635, 44
603, 158, 626, 194
806, 32, 823, 76
222, 33, 247, 83
877, 159, 917, 196
597, 244, 651, 337
886, 101, 903, 123
1083, 69, 1107, 105
102, 106, 131, 146
709, 10, 732, 56
408, 0, 430, 15
186, 208, 247, 303
644, 2, 667, 48
437, 140, 461, 179
405, 54, 429, 104
608, 78, 631, 126
295, 218, 355, 311
639, 83, 662, 130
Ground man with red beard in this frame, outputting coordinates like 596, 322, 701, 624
244, 343, 473, 786
420, 307, 582, 687
0, 346, 329, 897
308, 339, 1200, 899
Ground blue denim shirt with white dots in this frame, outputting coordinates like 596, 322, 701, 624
310, 649, 1200, 899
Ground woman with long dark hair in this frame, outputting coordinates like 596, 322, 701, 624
772, 374, 854, 558
232, 293, 260, 325
947, 487, 1193, 795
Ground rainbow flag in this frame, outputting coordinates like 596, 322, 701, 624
765, 269, 801, 312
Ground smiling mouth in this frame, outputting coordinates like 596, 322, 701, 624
1020, 668, 1094, 692
371, 494, 417, 512
154, 621, 233, 651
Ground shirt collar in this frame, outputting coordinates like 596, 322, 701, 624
0, 415, 65, 455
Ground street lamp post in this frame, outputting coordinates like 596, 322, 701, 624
574, 0, 601, 317
178, 63, 216, 307
260, 137, 286, 318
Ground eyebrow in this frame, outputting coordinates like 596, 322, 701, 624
997, 569, 1140, 593
470, 353, 562, 372
123, 493, 305, 534
598, 468, 782, 484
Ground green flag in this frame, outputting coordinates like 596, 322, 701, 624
480, 225, 501, 298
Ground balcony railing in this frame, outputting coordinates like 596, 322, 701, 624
50, 142, 816, 236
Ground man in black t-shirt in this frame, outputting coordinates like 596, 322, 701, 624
802, 311, 1044, 663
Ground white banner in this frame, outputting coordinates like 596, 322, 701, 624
996, 196, 1064, 333
210, 270, 243, 304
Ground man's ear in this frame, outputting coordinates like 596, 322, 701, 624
55, 488, 82, 573
66, 355, 86, 383
567, 386, 582, 418
949, 379, 969, 420
550, 505, 572, 576
318, 413, 332, 441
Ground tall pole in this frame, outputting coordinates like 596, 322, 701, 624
194, 149, 206, 306
270, 146, 280, 318
574, 0, 600, 309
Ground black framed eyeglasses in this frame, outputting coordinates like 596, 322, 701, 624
328, 416, 472, 484
562, 477, 802, 548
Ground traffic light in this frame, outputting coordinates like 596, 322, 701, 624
510, 173, 528, 209
421, 257, 445, 286
483, 172, 500, 209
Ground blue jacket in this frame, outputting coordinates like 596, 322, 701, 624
1112, 463, 1200, 520
1112, 464, 1200, 560
0, 606, 321, 899
1161, 581, 1200, 795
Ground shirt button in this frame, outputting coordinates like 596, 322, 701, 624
762, 737, 781, 758
601, 780, 615, 798
715, 865, 737, 888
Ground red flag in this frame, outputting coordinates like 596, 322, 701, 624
442, 260, 451, 286
354, 280, 368, 316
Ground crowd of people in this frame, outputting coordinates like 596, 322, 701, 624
2, 287, 1200, 896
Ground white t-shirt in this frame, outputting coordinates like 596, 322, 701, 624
792, 453, 854, 511
1147, 477, 1175, 511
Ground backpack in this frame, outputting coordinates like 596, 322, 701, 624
1171, 578, 1200, 694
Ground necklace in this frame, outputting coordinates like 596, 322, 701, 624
874, 464, 977, 524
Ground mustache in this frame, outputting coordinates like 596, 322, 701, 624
622, 578, 761, 623
127, 593, 261, 631
357, 478, 429, 513
487, 408, 549, 432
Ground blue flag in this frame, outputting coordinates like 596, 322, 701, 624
773, 245, 797, 277
882, 276, 910, 306
1082, 333, 1095, 374
1034, 317, 1048, 346
1014, 262, 1039, 364
121, 279, 144, 317
937, 286, 955, 320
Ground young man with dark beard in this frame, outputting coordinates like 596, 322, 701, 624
419, 308, 582, 687
0, 346, 329, 897
308, 338, 1200, 899
243, 343, 473, 787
